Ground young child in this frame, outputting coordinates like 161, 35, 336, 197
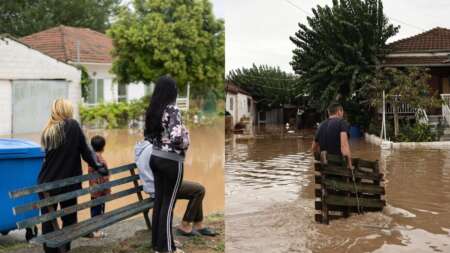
88, 135, 110, 238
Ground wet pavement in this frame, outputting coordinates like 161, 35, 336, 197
225, 126, 450, 253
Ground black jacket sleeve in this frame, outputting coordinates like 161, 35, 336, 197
71, 119, 105, 171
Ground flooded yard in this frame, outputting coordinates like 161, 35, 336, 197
225, 127, 450, 253
7, 120, 224, 221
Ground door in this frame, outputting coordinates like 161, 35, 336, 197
12, 80, 69, 134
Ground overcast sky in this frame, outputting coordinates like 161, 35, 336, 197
211, 0, 224, 18
226, 0, 450, 74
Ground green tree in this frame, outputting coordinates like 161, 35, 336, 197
365, 67, 440, 137
227, 64, 302, 109
108, 0, 224, 98
0, 0, 121, 37
290, 0, 399, 111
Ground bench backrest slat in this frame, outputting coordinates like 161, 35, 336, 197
10, 163, 137, 199
16, 185, 144, 229
14, 174, 139, 214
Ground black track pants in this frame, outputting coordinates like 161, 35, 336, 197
150, 155, 184, 252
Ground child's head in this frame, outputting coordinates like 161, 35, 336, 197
91, 135, 106, 153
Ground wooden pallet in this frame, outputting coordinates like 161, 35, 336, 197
314, 153, 385, 224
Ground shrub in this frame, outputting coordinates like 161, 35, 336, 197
80, 98, 148, 129
394, 123, 437, 142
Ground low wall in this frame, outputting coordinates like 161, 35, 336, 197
364, 133, 450, 150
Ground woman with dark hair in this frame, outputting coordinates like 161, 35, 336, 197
145, 76, 189, 253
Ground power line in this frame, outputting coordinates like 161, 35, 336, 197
282, 0, 312, 16
284, 0, 426, 33
388, 17, 426, 32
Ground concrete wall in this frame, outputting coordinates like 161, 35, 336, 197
0, 37, 81, 135
226, 92, 253, 126
0, 80, 11, 135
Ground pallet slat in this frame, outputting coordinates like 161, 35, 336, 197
314, 156, 385, 224
325, 195, 385, 208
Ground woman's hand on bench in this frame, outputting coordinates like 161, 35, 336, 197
97, 163, 109, 176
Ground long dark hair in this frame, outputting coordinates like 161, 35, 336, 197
144, 75, 178, 140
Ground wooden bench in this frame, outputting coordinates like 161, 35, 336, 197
314, 153, 385, 224
9, 163, 152, 252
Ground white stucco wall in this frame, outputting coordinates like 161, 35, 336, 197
226, 92, 253, 126
0, 37, 81, 135
0, 80, 12, 135
127, 82, 147, 101
81, 63, 147, 103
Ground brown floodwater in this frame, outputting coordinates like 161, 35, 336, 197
225, 126, 450, 253
7, 121, 224, 221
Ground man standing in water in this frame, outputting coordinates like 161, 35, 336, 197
312, 103, 352, 168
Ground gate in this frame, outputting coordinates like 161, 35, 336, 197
12, 80, 69, 134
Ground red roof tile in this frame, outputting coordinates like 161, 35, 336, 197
387, 27, 450, 53
383, 56, 450, 66
20, 25, 113, 63
226, 82, 251, 96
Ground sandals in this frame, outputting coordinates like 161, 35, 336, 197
196, 227, 218, 236
176, 228, 201, 237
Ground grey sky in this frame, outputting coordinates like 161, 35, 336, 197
212, 0, 224, 18
226, 0, 450, 74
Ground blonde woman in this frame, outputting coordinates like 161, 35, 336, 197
37, 99, 108, 253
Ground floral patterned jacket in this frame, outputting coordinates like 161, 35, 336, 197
151, 104, 190, 155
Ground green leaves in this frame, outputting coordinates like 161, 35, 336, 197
108, 0, 224, 98
80, 98, 149, 129
227, 65, 302, 109
0, 0, 121, 37
290, 0, 399, 110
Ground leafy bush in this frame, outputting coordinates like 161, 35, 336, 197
395, 123, 437, 142
80, 97, 225, 129
80, 98, 148, 129
367, 117, 439, 142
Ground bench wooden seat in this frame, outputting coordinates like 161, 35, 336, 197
9, 163, 152, 252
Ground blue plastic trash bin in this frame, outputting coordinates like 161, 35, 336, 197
0, 139, 44, 235
349, 125, 363, 138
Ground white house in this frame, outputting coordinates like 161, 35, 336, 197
225, 82, 255, 127
20, 25, 149, 105
0, 35, 81, 135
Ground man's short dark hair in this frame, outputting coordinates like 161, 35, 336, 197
91, 135, 106, 152
327, 103, 343, 115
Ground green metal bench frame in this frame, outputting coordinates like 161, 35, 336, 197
9, 163, 152, 253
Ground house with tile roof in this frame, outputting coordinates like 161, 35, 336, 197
382, 27, 450, 127
20, 25, 149, 105
225, 82, 255, 128
0, 35, 81, 135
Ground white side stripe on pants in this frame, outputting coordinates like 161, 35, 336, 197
167, 161, 182, 250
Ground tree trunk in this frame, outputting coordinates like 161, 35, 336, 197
393, 102, 399, 137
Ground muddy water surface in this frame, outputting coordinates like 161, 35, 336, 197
225, 127, 450, 253
9, 121, 224, 221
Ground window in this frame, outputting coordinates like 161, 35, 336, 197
229, 97, 234, 111
247, 98, 252, 113
118, 83, 128, 102
86, 78, 104, 104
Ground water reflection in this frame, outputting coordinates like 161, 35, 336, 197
226, 126, 450, 252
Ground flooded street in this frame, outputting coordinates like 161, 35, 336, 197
225, 127, 450, 253
7, 121, 224, 221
